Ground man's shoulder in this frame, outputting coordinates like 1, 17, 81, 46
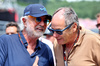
0, 34, 9, 40
81, 27, 100, 39
85, 29, 100, 40
80, 28, 100, 45
0, 34, 18, 41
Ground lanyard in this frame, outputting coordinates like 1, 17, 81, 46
63, 30, 80, 61
63, 44, 66, 61
18, 33, 28, 48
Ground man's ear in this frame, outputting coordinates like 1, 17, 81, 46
72, 22, 77, 32
22, 18, 27, 27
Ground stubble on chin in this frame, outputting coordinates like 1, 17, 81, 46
26, 22, 45, 38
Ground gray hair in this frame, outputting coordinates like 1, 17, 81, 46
20, 16, 28, 30
53, 7, 79, 26
20, 16, 28, 22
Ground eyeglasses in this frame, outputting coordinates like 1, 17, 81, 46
28, 15, 50, 24
96, 24, 100, 28
48, 22, 74, 35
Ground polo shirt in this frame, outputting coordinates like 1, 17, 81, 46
0, 32, 54, 66
54, 27, 100, 66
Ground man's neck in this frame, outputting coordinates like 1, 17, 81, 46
22, 30, 39, 55
65, 31, 79, 51
22, 30, 39, 47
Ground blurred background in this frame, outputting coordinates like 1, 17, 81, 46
0, 0, 100, 35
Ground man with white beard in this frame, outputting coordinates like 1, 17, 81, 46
0, 4, 54, 66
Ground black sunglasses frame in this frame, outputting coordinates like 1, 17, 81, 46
28, 15, 50, 24
48, 22, 74, 35
36, 17, 50, 24
96, 24, 100, 28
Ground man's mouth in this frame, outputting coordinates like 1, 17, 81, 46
56, 38, 61, 41
36, 28, 44, 31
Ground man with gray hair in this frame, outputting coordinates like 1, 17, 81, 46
48, 7, 100, 66
0, 4, 54, 66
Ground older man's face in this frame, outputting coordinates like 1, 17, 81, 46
51, 10, 73, 45
25, 15, 47, 37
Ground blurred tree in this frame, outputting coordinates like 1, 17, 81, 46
46, 0, 100, 19
17, 0, 48, 6
17, 0, 100, 19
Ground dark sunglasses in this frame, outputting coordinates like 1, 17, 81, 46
48, 22, 74, 35
96, 24, 100, 28
28, 15, 50, 24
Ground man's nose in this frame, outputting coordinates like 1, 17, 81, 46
53, 31, 58, 38
39, 21, 45, 26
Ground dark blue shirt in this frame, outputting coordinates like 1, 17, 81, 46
0, 32, 54, 66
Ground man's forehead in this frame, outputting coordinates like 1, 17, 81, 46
54, 9, 64, 17
51, 21, 65, 30
52, 9, 65, 22
52, 11, 65, 26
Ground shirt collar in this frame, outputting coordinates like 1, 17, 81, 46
74, 27, 85, 46
19, 31, 41, 49
19, 31, 27, 44
35, 40, 42, 50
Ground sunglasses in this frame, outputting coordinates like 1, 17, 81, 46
28, 15, 50, 24
96, 24, 100, 28
48, 22, 74, 35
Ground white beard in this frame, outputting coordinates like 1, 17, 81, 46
26, 22, 44, 38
